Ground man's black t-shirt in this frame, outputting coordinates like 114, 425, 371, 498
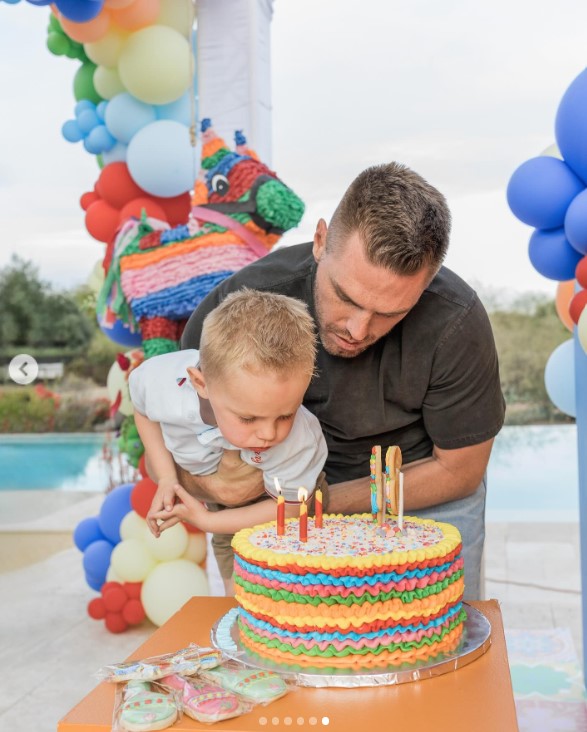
181, 243, 505, 485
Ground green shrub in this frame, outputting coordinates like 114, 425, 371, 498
0, 388, 57, 432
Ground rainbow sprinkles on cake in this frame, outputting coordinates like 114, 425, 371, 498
231, 446, 467, 670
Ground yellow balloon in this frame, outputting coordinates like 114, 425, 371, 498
106, 565, 124, 583
540, 143, 563, 160
157, 0, 195, 37
118, 26, 192, 105
94, 65, 126, 100
182, 532, 207, 564
120, 510, 148, 541
144, 522, 188, 561
85, 27, 129, 67
578, 307, 587, 353
110, 538, 156, 582
141, 559, 209, 626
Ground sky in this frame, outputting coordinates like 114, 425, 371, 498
2, 0, 587, 303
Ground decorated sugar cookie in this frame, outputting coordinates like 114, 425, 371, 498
385, 445, 402, 515
204, 665, 288, 703
160, 673, 247, 723
119, 682, 178, 732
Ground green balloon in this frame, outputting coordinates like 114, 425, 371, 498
73, 63, 103, 105
47, 32, 69, 57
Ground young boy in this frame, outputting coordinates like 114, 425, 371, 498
128, 289, 327, 593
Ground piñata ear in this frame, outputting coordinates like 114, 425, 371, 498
200, 118, 231, 170
234, 129, 259, 161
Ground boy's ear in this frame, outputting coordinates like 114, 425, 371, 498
186, 366, 208, 398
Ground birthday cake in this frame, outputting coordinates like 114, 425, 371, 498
231, 514, 466, 669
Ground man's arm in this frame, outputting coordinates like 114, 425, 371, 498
174, 454, 266, 506
327, 438, 495, 513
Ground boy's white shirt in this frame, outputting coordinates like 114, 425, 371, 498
128, 349, 327, 502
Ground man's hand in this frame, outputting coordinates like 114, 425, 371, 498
146, 476, 181, 537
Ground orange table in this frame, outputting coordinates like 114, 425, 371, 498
58, 598, 519, 732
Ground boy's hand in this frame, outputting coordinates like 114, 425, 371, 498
146, 477, 181, 537
150, 484, 210, 533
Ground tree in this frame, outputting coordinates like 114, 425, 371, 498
0, 256, 93, 353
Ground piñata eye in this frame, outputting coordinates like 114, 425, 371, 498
211, 174, 230, 195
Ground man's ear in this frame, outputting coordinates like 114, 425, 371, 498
186, 366, 208, 398
312, 218, 328, 262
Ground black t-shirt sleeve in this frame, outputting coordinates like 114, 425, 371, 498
422, 297, 505, 449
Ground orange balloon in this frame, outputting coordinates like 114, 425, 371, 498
59, 11, 111, 44
555, 280, 575, 332
109, 0, 160, 31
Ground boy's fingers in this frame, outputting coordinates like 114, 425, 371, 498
156, 516, 181, 532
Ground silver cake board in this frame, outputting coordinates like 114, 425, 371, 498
210, 602, 491, 688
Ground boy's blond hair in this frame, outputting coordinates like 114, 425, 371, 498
199, 289, 317, 381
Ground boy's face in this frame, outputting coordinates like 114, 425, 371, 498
187, 366, 310, 451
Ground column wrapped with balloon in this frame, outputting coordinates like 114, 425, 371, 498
507, 67, 587, 416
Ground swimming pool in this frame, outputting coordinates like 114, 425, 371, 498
0, 433, 134, 492
0, 426, 580, 521
486, 424, 579, 522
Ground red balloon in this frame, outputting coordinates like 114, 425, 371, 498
122, 599, 146, 626
138, 454, 148, 478
85, 200, 120, 243
184, 522, 202, 535
103, 586, 127, 612
105, 612, 129, 634
131, 477, 158, 519
80, 190, 100, 211
153, 193, 191, 226
576, 257, 587, 289
88, 597, 106, 620
119, 197, 168, 225
123, 582, 142, 600
96, 162, 144, 209
570, 289, 587, 324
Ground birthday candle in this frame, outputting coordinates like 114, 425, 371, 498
398, 471, 404, 531
274, 477, 285, 536
298, 487, 308, 542
315, 488, 323, 528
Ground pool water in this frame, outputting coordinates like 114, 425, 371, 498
0, 426, 580, 521
0, 433, 134, 492
486, 424, 579, 522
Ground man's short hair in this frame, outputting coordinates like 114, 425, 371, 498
327, 162, 451, 274
199, 288, 317, 381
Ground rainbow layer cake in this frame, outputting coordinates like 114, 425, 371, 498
232, 513, 466, 669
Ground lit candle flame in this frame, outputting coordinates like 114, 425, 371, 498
274, 476, 282, 495
298, 487, 308, 502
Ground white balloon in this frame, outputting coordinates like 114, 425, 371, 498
141, 559, 209, 626
144, 522, 188, 561
120, 510, 148, 541
578, 307, 587, 354
110, 538, 156, 582
182, 532, 207, 564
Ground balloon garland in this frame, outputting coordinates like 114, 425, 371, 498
507, 68, 587, 416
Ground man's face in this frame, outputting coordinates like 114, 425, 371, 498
312, 223, 433, 358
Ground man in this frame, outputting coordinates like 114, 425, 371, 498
153, 162, 505, 600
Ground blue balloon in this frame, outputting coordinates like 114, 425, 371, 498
85, 125, 116, 154
544, 339, 576, 417
62, 120, 83, 143
98, 482, 134, 544
96, 101, 108, 121
564, 188, 587, 254
127, 120, 196, 197
77, 108, 100, 135
507, 157, 584, 230
105, 93, 157, 145
73, 516, 105, 552
156, 93, 193, 126
75, 99, 95, 116
102, 141, 128, 165
85, 570, 105, 592
528, 228, 583, 281
82, 539, 114, 588
55, 0, 103, 23
556, 67, 587, 184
